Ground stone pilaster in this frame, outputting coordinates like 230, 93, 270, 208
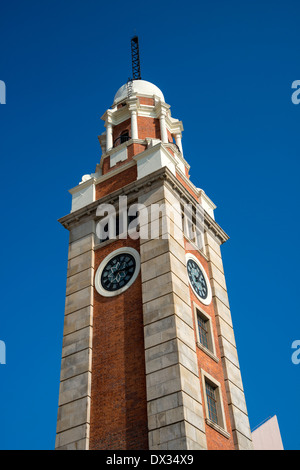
204, 231, 253, 450
55, 219, 95, 450
139, 183, 207, 450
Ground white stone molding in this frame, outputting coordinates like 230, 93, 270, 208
133, 143, 178, 179
110, 145, 128, 167
70, 177, 96, 213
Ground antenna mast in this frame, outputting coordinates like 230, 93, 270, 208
131, 36, 142, 80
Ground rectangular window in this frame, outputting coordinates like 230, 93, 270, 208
193, 305, 218, 362
205, 381, 218, 425
182, 210, 204, 252
201, 370, 230, 438
197, 314, 209, 349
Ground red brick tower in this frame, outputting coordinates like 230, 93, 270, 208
55, 74, 253, 450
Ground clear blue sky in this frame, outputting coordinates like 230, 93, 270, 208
0, 0, 299, 450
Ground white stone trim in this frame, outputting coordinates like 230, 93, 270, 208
94, 247, 140, 297
101, 106, 131, 126
186, 253, 212, 306
70, 180, 96, 213
110, 145, 128, 167
133, 142, 178, 179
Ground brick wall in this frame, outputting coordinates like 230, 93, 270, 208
127, 142, 146, 159
96, 165, 137, 199
176, 172, 198, 200
139, 97, 155, 106
89, 238, 148, 450
167, 129, 174, 143
137, 116, 160, 140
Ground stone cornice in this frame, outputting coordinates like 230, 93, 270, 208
164, 143, 190, 170
162, 169, 228, 244
58, 166, 229, 245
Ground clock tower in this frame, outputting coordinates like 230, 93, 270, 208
55, 52, 253, 450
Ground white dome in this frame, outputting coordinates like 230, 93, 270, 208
113, 80, 165, 104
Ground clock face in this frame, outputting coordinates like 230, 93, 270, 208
101, 253, 136, 292
95, 247, 140, 297
186, 255, 212, 305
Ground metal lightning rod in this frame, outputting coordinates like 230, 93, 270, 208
131, 36, 142, 80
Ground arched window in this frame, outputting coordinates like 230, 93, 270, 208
114, 130, 131, 147
120, 130, 129, 143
